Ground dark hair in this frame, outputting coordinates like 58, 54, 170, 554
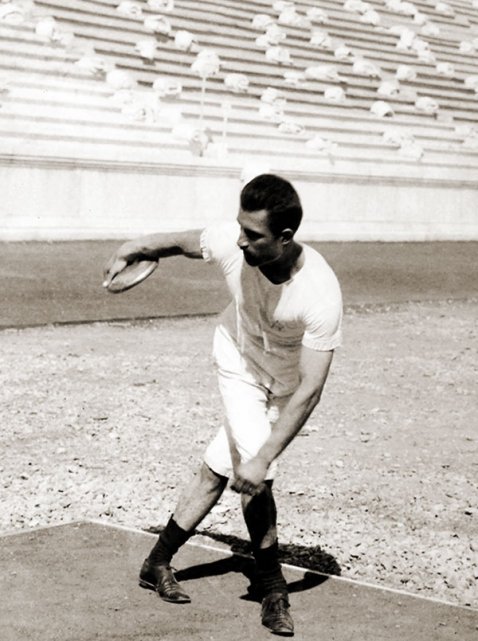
240, 174, 302, 237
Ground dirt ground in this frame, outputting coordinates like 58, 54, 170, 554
1, 299, 477, 610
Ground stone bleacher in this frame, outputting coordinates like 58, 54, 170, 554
0, 0, 477, 239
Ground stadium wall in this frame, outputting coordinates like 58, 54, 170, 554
1, 159, 477, 241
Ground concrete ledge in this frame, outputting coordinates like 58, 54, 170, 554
1, 157, 477, 241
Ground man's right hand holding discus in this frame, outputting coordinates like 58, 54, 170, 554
102, 231, 204, 294
102, 240, 159, 294
102, 242, 130, 286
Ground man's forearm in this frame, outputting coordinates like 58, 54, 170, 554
256, 387, 322, 466
103, 229, 203, 287
125, 230, 203, 260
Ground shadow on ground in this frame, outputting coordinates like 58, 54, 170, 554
145, 525, 340, 602
3, 521, 477, 641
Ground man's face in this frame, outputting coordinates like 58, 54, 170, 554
236, 209, 285, 267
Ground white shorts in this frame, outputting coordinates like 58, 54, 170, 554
204, 326, 291, 480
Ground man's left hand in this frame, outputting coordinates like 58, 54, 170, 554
231, 457, 269, 495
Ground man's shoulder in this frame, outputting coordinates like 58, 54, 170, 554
301, 244, 339, 280
296, 244, 342, 305
201, 221, 240, 265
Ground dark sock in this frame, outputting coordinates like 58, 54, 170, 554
148, 516, 192, 566
253, 541, 288, 596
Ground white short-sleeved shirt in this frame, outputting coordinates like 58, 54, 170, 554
201, 222, 343, 396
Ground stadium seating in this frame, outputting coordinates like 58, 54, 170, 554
0, 0, 477, 239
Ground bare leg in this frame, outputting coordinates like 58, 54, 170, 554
173, 462, 228, 532
140, 463, 228, 602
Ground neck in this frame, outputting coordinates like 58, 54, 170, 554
259, 242, 303, 284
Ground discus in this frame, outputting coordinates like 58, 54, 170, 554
104, 259, 158, 294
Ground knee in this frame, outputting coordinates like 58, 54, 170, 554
198, 462, 228, 493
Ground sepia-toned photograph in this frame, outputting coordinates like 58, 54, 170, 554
1, 0, 477, 639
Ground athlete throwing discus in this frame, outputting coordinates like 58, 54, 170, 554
103, 174, 343, 636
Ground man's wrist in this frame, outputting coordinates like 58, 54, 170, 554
254, 452, 273, 467
122, 240, 143, 260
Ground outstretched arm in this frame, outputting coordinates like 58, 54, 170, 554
102, 229, 203, 288
231, 347, 334, 495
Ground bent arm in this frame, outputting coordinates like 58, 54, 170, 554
103, 229, 203, 286
231, 347, 334, 494
257, 347, 334, 465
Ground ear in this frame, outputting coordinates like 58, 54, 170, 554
280, 228, 294, 245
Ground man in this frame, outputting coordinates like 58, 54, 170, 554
103, 174, 342, 637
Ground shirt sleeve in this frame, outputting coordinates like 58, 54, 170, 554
302, 304, 343, 351
200, 222, 240, 270
301, 270, 343, 352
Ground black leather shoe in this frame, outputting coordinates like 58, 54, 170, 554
261, 592, 294, 636
139, 558, 191, 603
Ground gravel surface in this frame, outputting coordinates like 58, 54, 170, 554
1, 300, 477, 610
